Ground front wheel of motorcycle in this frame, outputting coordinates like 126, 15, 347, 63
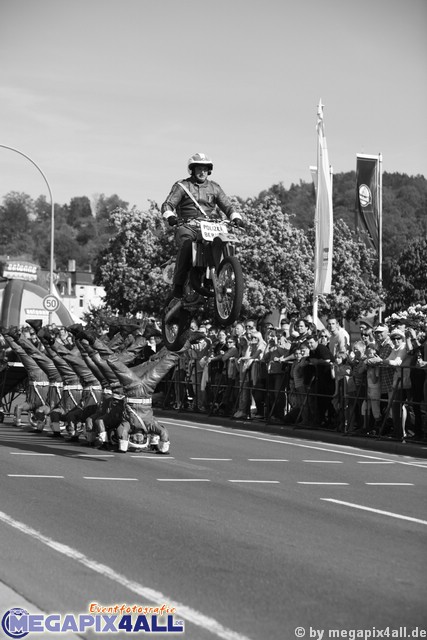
214, 256, 244, 326
161, 297, 192, 352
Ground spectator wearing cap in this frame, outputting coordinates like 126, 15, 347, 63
358, 318, 374, 346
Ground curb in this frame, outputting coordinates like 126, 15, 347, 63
156, 408, 427, 460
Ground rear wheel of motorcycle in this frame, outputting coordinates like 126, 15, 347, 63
214, 256, 243, 326
161, 298, 192, 352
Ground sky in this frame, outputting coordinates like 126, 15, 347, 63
1, 0, 426, 212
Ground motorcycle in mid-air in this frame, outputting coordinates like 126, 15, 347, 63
161, 219, 244, 351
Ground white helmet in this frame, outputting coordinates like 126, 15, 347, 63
187, 152, 213, 175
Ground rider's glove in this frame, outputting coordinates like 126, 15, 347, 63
232, 218, 244, 228
168, 215, 178, 227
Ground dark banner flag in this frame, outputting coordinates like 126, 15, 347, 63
355, 154, 380, 254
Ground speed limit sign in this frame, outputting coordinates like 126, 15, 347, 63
42, 294, 60, 312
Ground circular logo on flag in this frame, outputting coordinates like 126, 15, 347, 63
358, 184, 372, 208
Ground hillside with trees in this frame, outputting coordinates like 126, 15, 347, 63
0, 172, 426, 320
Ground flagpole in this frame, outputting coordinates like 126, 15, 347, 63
378, 152, 383, 321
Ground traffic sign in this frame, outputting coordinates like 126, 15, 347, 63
42, 294, 60, 312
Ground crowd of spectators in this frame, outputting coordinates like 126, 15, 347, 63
160, 312, 427, 442
1, 308, 427, 444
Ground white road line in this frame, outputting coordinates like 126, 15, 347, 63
83, 477, 139, 481
130, 455, 175, 459
357, 461, 395, 464
7, 474, 64, 478
157, 478, 210, 482
0, 510, 253, 640
191, 457, 232, 461
248, 459, 288, 462
228, 480, 280, 484
322, 499, 427, 526
10, 452, 56, 456
365, 482, 414, 486
298, 482, 349, 485
303, 460, 343, 463
166, 421, 427, 467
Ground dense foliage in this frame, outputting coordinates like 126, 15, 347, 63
0, 171, 425, 321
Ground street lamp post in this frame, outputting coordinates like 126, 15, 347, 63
0, 144, 55, 322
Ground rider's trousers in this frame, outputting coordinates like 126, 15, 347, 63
174, 224, 199, 286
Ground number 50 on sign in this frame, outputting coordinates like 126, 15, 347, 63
42, 294, 59, 312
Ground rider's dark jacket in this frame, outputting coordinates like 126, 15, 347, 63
161, 177, 236, 222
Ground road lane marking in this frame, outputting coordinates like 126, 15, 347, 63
0, 510, 253, 640
357, 461, 395, 464
248, 459, 288, 462
298, 482, 349, 485
83, 477, 139, 481
157, 478, 210, 482
7, 474, 64, 478
365, 482, 414, 486
191, 457, 232, 461
228, 480, 280, 484
10, 452, 56, 456
130, 455, 175, 459
322, 499, 427, 526
303, 460, 343, 463
166, 421, 427, 467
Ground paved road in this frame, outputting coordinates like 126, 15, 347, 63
0, 416, 426, 640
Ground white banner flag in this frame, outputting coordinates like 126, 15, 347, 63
314, 100, 333, 295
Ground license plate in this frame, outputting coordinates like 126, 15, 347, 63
200, 220, 228, 241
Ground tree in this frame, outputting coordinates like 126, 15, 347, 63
237, 195, 314, 317
65, 196, 93, 228
53, 229, 86, 271
94, 204, 171, 315
385, 237, 427, 312
94, 194, 129, 223
0, 192, 34, 247
239, 196, 382, 321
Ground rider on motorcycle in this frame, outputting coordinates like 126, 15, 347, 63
161, 152, 243, 304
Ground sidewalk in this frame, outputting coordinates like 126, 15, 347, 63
157, 407, 427, 460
